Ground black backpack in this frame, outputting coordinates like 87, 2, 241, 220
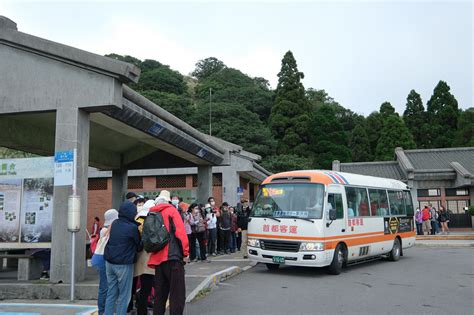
142, 212, 171, 253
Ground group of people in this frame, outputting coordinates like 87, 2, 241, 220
91, 191, 250, 315
415, 204, 451, 235
183, 197, 251, 262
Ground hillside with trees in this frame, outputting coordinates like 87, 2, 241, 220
3, 52, 469, 172
102, 52, 472, 173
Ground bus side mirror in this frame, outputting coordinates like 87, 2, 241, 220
329, 209, 337, 221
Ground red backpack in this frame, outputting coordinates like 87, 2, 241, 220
422, 209, 430, 221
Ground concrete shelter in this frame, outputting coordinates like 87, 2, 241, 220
0, 16, 264, 283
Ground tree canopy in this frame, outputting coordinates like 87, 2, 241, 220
270, 51, 311, 156
104, 52, 468, 174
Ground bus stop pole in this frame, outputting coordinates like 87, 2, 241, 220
68, 148, 80, 302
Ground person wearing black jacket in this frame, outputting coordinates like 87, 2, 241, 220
104, 201, 141, 315
219, 202, 232, 254
237, 203, 250, 258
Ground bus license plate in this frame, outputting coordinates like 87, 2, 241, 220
272, 256, 285, 264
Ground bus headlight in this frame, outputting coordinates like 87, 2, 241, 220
300, 242, 325, 251
248, 238, 260, 248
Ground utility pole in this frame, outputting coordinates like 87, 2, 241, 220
209, 87, 212, 136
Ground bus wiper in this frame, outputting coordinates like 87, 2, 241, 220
262, 216, 281, 223
285, 216, 315, 223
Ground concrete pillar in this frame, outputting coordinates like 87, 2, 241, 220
222, 167, 239, 206
197, 165, 212, 204
51, 108, 90, 283
112, 168, 128, 210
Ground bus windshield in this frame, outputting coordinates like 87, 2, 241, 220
251, 183, 325, 219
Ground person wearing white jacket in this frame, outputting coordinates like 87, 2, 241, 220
205, 203, 217, 256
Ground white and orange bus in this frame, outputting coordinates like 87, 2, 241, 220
247, 170, 416, 274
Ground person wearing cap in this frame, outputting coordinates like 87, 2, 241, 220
104, 201, 141, 315
126, 192, 138, 203
148, 190, 189, 315
94, 209, 118, 315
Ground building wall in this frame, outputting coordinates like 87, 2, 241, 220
86, 174, 227, 235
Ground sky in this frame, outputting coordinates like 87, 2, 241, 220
1, 0, 472, 116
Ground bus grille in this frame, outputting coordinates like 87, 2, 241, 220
260, 240, 300, 252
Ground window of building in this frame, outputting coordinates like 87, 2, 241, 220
128, 177, 143, 189
445, 188, 470, 197
345, 187, 370, 217
418, 200, 440, 211
417, 189, 441, 197
388, 190, 406, 215
156, 175, 186, 188
213, 173, 222, 187
88, 178, 108, 190
192, 173, 222, 187
368, 189, 389, 216
447, 200, 470, 214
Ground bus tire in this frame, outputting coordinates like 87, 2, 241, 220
266, 263, 280, 270
327, 244, 345, 275
388, 238, 401, 261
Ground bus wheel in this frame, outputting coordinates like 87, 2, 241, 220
327, 244, 345, 275
388, 238, 401, 261
266, 263, 280, 271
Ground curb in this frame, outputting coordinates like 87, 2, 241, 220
185, 263, 255, 303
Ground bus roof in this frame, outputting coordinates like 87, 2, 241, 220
262, 170, 409, 190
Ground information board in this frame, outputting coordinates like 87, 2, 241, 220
0, 157, 54, 248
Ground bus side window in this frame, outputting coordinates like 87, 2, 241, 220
328, 193, 344, 219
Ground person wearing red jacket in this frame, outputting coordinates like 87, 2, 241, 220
147, 190, 189, 315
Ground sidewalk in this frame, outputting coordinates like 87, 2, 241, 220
0, 251, 255, 313
415, 228, 474, 247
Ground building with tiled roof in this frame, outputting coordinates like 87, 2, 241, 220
333, 147, 474, 227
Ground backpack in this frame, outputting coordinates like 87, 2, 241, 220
422, 209, 430, 221
142, 212, 170, 253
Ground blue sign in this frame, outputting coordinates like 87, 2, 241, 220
237, 187, 244, 195
54, 150, 74, 163
147, 123, 164, 136
54, 150, 74, 186
197, 148, 208, 158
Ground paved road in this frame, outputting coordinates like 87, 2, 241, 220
187, 248, 474, 315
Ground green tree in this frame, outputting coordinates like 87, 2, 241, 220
195, 68, 273, 121
306, 88, 365, 138
403, 89, 427, 148
456, 108, 474, 147
105, 53, 141, 67
0, 147, 37, 158
189, 102, 276, 157
349, 123, 371, 162
192, 57, 226, 80
375, 115, 416, 160
366, 111, 384, 159
137, 67, 186, 94
270, 51, 311, 156
309, 105, 351, 169
380, 101, 397, 119
261, 154, 313, 174
426, 80, 460, 148
140, 90, 194, 118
